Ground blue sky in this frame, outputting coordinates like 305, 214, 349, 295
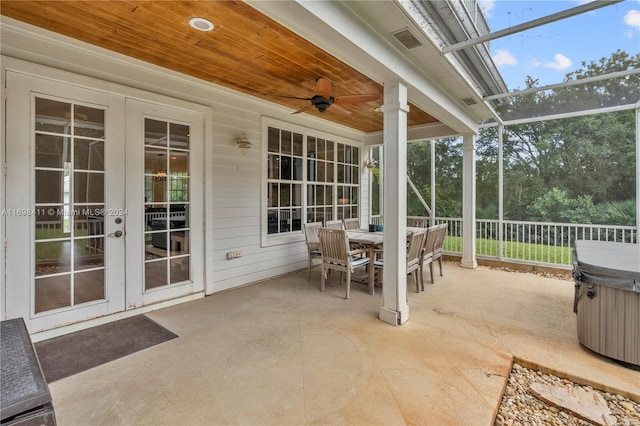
478, 0, 640, 90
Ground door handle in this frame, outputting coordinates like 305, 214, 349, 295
108, 230, 123, 238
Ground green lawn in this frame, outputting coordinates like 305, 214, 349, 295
444, 236, 573, 265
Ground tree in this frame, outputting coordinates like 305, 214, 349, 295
406, 138, 463, 218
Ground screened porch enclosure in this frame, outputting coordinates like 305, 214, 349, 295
368, 105, 639, 269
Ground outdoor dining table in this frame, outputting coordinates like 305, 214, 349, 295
345, 227, 424, 294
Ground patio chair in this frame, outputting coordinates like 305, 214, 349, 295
318, 228, 370, 299
325, 219, 345, 230
342, 218, 360, 230
303, 222, 323, 281
432, 223, 448, 278
373, 229, 427, 293
407, 217, 426, 228
420, 225, 440, 288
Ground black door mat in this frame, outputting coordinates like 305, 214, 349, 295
34, 315, 178, 383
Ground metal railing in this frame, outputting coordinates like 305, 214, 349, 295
373, 215, 637, 267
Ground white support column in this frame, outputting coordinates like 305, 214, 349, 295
430, 139, 436, 227
461, 133, 478, 269
498, 125, 504, 261
379, 81, 410, 326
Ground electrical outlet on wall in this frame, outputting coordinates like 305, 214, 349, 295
226, 251, 244, 259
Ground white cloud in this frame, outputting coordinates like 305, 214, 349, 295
528, 58, 542, 68
478, 0, 496, 18
544, 53, 572, 71
623, 9, 640, 30
493, 49, 517, 67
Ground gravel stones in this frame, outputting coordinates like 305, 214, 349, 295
495, 363, 640, 426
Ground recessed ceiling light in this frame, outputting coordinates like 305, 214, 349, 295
189, 17, 214, 32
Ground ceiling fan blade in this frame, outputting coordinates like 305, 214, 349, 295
273, 95, 314, 101
315, 78, 332, 98
291, 103, 315, 115
334, 93, 380, 105
329, 103, 352, 115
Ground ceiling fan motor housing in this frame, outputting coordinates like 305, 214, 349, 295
311, 95, 334, 112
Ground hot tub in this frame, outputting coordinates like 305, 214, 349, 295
572, 240, 639, 368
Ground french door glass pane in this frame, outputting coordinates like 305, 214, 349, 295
35, 207, 66, 240
74, 139, 104, 170
145, 260, 168, 289
73, 172, 104, 203
35, 276, 70, 314
35, 170, 65, 203
169, 123, 189, 149
35, 241, 70, 275
36, 135, 70, 168
35, 98, 71, 133
74, 270, 105, 304
74, 238, 105, 270
73, 105, 105, 138
170, 258, 189, 284
145, 119, 168, 146
145, 149, 166, 174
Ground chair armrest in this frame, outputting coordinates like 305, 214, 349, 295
347, 248, 369, 257
370, 248, 384, 261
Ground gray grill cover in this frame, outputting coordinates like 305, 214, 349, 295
573, 240, 640, 292
0, 318, 52, 421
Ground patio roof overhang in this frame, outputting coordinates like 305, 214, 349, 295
0, 0, 504, 139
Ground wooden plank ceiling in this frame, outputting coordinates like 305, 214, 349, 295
1, 0, 438, 133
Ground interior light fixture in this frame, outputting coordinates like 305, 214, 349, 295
155, 153, 167, 181
189, 17, 214, 32
235, 133, 252, 155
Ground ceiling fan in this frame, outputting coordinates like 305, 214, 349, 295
285, 78, 380, 115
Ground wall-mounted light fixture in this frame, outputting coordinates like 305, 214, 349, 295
364, 158, 375, 170
235, 133, 252, 155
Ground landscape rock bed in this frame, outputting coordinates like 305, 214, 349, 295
495, 362, 640, 426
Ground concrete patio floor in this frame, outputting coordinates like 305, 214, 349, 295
48, 262, 639, 425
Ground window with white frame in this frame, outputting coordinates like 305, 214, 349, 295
266, 124, 360, 236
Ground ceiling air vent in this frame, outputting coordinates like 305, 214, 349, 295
392, 29, 422, 49
462, 97, 477, 106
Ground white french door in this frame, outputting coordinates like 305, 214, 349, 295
4, 71, 204, 333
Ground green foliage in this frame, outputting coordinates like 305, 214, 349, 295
590, 199, 637, 226
529, 188, 596, 223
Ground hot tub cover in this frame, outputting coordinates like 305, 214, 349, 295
572, 240, 640, 292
